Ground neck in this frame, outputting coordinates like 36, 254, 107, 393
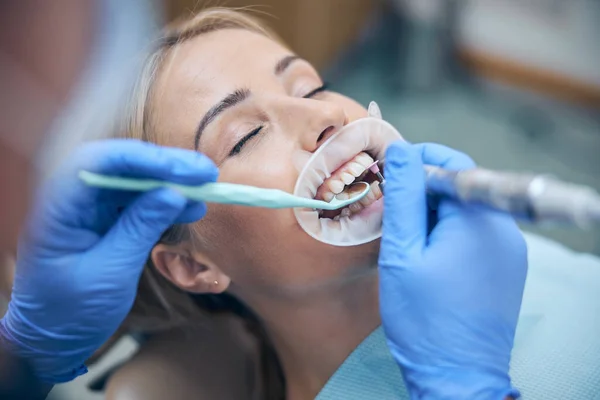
248, 270, 380, 400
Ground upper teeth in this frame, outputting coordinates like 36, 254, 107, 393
319, 152, 375, 196
341, 172, 355, 185
328, 180, 346, 194
347, 162, 365, 176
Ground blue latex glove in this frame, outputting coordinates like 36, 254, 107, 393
379, 142, 527, 400
0, 139, 218, 383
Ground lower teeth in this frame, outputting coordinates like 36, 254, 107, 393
323, 180, 383, 220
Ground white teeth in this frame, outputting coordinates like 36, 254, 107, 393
317, 152, 374, 202
370, 181, 382, 199
319, 174, 384, 221
355, 153, 374, 167
349, 202, 362, 213
341, 172, 355, 185
322, 191, 335, 202
335, 191, 349, 200
328, 179, 345, 194
347, 162, 366, 177
359, 190, 375, 207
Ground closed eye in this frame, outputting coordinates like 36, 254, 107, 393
303, 82, 329, 99
227, 83, 330, 158
229, 126, 263, 157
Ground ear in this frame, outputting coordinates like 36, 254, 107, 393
151, 244, 230, 294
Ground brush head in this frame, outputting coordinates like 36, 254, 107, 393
367, 160, 380, 174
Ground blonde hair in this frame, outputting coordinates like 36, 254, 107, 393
121, 6, 277, 329
125, 7, 275, 145
118, 8, 284, 397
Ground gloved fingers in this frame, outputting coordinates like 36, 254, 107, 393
32, 140, 218, 234
77, 139, 218, 184
415, 143, 477, 220
100, 188, 191, 266
63, 189, 206, 234
380, 141, 428, 265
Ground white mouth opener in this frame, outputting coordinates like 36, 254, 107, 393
79, 171, 370, 211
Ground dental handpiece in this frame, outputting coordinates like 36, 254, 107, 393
376, 165, 600, 228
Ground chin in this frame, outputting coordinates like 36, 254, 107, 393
304, 234, 381, 273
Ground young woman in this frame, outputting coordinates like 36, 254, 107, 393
114, 9, 382, 400
106, 7, 600, 400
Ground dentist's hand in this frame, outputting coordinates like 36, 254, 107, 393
0, 139, 218, 383
379, 142, 527, 400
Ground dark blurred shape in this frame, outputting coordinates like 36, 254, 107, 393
0, 0, 95, 252
0, 343, 53, 400
0, 1, 95, 398
392, 0, 461, 92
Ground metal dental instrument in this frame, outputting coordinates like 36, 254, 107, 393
79, 171, 370, 211
421, 166, 600, 228
367, 161, 386, 188
367, 101, 600, 228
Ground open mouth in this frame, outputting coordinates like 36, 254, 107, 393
314, 152, 383, 220
292, 116, 402, 246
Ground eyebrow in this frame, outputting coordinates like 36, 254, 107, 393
193, 55, 302, 149
193, 88, 251, 149
274, 55, 301, 75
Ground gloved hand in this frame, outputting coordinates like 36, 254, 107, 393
379, 142, 527, 400
0, 139, 218, 383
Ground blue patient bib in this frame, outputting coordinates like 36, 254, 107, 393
316, 233, 600, 399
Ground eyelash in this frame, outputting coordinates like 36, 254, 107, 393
228, 83, 330, 157
229, 126, 262, 157
302, 82, 329, 99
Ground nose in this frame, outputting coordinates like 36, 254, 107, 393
272, 97, 348, 152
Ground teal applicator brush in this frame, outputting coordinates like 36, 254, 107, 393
78, 170, 370, 211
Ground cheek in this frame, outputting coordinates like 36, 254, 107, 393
220, 141, 299, 192
204, 141, 303, 278
199, 200, 381, 289
199, 203, 301, 279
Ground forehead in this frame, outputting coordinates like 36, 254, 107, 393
151, 29, 289, 148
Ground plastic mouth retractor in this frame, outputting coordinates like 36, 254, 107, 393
293, 117, 403, 246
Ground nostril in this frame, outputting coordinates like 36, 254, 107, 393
317, 126, 334, 143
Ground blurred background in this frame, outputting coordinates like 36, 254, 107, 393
2, 0, 597, 398
164, 0, 600, 255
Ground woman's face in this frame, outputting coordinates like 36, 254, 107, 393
151, 29, 380, 297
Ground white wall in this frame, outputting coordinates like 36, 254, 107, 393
456, 0, 600, 86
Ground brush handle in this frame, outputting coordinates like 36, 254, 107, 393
79, 171, 346, 211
